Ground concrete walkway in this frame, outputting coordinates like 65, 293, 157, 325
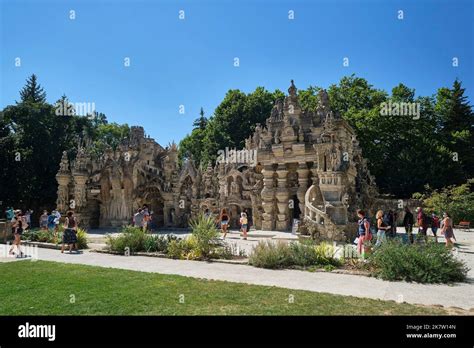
1, 236, 474, 310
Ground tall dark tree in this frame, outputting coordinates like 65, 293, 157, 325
0, 75, 127, 224
19, 74, 47, 103
436, 79, 474, 178
192, 107, 208, 130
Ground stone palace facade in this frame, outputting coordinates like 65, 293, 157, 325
56, 81, 377, 240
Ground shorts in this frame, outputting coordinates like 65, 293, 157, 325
241, 224, 248, 230
221, 220, 229, 226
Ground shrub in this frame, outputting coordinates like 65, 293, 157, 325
21, 229, 40, 241
249, 241, 292, 269
213, 242, 247, 259
76, 228, 88, 249
167, 236, 201, 260
369, 240, 468, 283
314, 242, 340, 266
289, 241, 319, 267
189, 213, 221, 258
106, 225, 146, 253
37, 229, 54, 243
142, 234, 180, 253
249, 240, 341, 269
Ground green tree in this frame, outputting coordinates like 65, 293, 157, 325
435, 80, 474, 177
187, 87, 282, 166
192, 107, 208, 130
19, 74, 47, 103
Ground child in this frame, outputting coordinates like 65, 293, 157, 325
240, 212, 248, 240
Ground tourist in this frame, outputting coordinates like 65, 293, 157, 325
39, 210, 49, 230
391, 211, 398, 238
403, 207, 414, 244
133, 208, 144, 228
356, 209, 371, 256
416, 207, 428, 242
53, 210, 62, 233
240, 212, 248, 240
9, 210, 25, 257
61, 211, 78, 253
4, 206, 14, 243
142, 205, 150, 232
47, 211, 56, 231
431, 212, 440, 238
244, 208, 252, 230
24, 209, 33, 230
5, 206, 14, 221
375, 210, 389, 248
440, 212, 456, 248
220, 208, 230, 239
385, 210, 395, 238
204, 208, 212, 219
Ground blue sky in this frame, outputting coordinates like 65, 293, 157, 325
1, 0, 473, 146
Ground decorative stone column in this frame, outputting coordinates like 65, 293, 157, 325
296, 162, 309, 218
56, 174, 70, 213
275, 164, 289, 231
261, 165, 275, 231
56, 151, 71, 213
310, 167, 320, 187
72, 173, 88, 225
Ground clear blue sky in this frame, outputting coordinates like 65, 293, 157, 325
1, 0, 473, 146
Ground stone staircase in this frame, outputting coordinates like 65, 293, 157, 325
303, 184, 346, 241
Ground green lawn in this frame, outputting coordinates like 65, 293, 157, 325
0, 260, 448, 315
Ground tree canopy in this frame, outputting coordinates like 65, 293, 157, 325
179, 75, 473, 197
0, 75, 130, 219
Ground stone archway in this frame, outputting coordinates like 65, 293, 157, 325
143, 187, 164, 229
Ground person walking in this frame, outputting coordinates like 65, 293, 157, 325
142, 205, 150, 232
356, 209, 371, 257
375, 210, 389, 248
431, 212, 440, 238
24, 209, 32, 231
133, 208, 143, 227
9, 210, 25, 257
39, 210, 49, 231
403, 207, 414, 244
440, 212, 456, 248
416, 207, 428, 242
47, 211, 56, 231
240, 212, 248, 240
53, 210, 61, 233
4, 207, 14, 243
220, 208, 230, 239
61, 211, 78, 253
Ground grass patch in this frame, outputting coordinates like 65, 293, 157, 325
0, 260, 449, 315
